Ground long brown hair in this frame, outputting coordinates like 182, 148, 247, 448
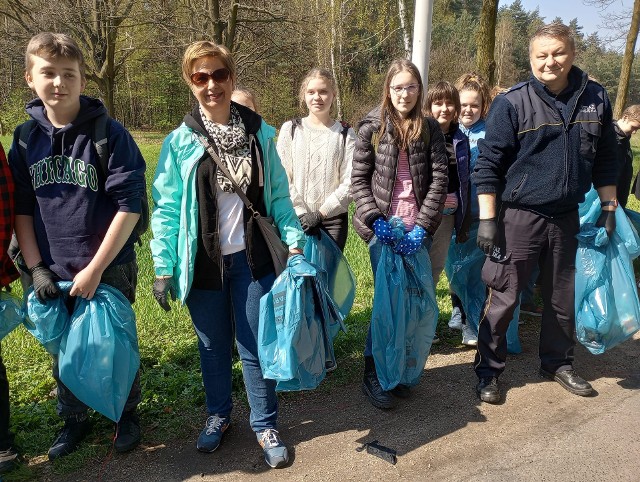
380, 59, 425, 151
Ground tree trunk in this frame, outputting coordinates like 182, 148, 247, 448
614, 0, 640, 118
476, 0, 499, 86
398, 0, 411, 58
330, 0, 343, 119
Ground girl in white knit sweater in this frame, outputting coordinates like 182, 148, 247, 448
276, 68, 355, 250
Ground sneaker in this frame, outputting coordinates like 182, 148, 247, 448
256, 429, 289, 468
432, 334, 441, 344
461, 324, 478, 346
197, 415, 231, 453
0, 446, 19, 474
448, 307, 463, 330
362, 356, 397, 409
520, 302, 543, 318
48, 414, 92, 460
114, 411, 141, 453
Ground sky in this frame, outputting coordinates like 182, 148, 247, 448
517, 0, 629, 47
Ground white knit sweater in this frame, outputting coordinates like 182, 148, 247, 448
276, 117, 354, 217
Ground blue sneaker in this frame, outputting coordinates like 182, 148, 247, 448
197, 415, 230, 453
256, 429, 289, 468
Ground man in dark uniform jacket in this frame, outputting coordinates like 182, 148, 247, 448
472, 22, 619, 404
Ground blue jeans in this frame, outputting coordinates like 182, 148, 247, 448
185, 250, 277, 432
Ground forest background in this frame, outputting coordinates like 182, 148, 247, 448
0, 0, 639, 135
1, 0, 640, 478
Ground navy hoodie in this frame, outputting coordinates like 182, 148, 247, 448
9, 96, 146, 280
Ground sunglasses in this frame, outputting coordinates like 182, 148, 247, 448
190, 68, 231, 86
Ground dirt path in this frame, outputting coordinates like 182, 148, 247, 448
58, 326, 640, 482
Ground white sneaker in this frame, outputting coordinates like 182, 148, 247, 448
461, 324, 478, 346
448, 307, 463, 330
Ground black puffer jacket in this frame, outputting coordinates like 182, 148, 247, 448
351, 106, 449, 241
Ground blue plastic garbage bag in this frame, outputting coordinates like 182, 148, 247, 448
369, 217, 438, 391
446, 224, 521, 354
259, 255, 346, 391
0, 291, 24, 340
24, 283, 73, 354
575, 189, 640, 354
58, 283, 140, 422
304, 230, 356, 320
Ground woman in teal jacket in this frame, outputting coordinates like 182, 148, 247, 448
150, 41, 304, 469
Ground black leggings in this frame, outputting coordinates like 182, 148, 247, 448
319, 213, 349, 252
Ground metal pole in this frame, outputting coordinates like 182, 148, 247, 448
411, 0, 435, 86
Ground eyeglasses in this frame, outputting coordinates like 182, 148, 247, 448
390, 84, 419, 95
190, 68, 231, 86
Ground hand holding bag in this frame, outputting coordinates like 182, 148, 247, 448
196, 135, 289, 276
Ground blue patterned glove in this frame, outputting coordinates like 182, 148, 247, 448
394, 225, 426, 255
373, 217, 395, 245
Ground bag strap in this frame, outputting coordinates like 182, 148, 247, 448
290, 117, 302, 140
195, 134, 259, 216
17, 120, 37, 162
93, 113, 110, 176
339, 120, 350, 148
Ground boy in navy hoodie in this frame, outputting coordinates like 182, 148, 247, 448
9, 32, 146, 460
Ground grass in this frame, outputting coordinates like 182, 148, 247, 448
1, 132, 639, 480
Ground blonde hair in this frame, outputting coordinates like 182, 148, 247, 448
490, 85, 508, 101
298, 67, 338, 113
622, 105, 640, 123
232, 86, 259, 113
181, 41, 237, 86
455, 72, 491, 120
380, 59, 425, 151
25, 32, 86, 78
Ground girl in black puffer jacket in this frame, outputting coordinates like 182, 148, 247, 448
351, 59, 448, 409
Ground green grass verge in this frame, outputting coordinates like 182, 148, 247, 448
0, 133, 639, 480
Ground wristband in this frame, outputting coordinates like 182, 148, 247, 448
600, 200, 618, 208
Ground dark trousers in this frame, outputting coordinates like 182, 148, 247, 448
0, 349, 13, 449
474, 207, 578, 378
320, 213, 349, 252
53, 260, 141, 418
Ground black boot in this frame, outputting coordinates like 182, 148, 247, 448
114, 410, 141, 453
48, 413, 92, 460
361, 356, 397, 409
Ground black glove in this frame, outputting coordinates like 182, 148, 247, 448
596, 210, 616, 236
299, 211, 324, 234
153, 277, 176, 312
477, 218, 499, 255
30, 261, 61, 303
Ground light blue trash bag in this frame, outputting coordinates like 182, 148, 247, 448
259, 255, 346, 391
445, 224, 521, 354
0, 291, 24, 340
58, 283, 140, 422
24, 282, 73, 354
575, 188, 640, 354
303, 230, 356, 319
370, 217, 438, 391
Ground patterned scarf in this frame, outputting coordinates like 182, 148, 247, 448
200, 105, 252, 193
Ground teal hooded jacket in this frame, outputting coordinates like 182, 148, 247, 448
150, 110, 305, 302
